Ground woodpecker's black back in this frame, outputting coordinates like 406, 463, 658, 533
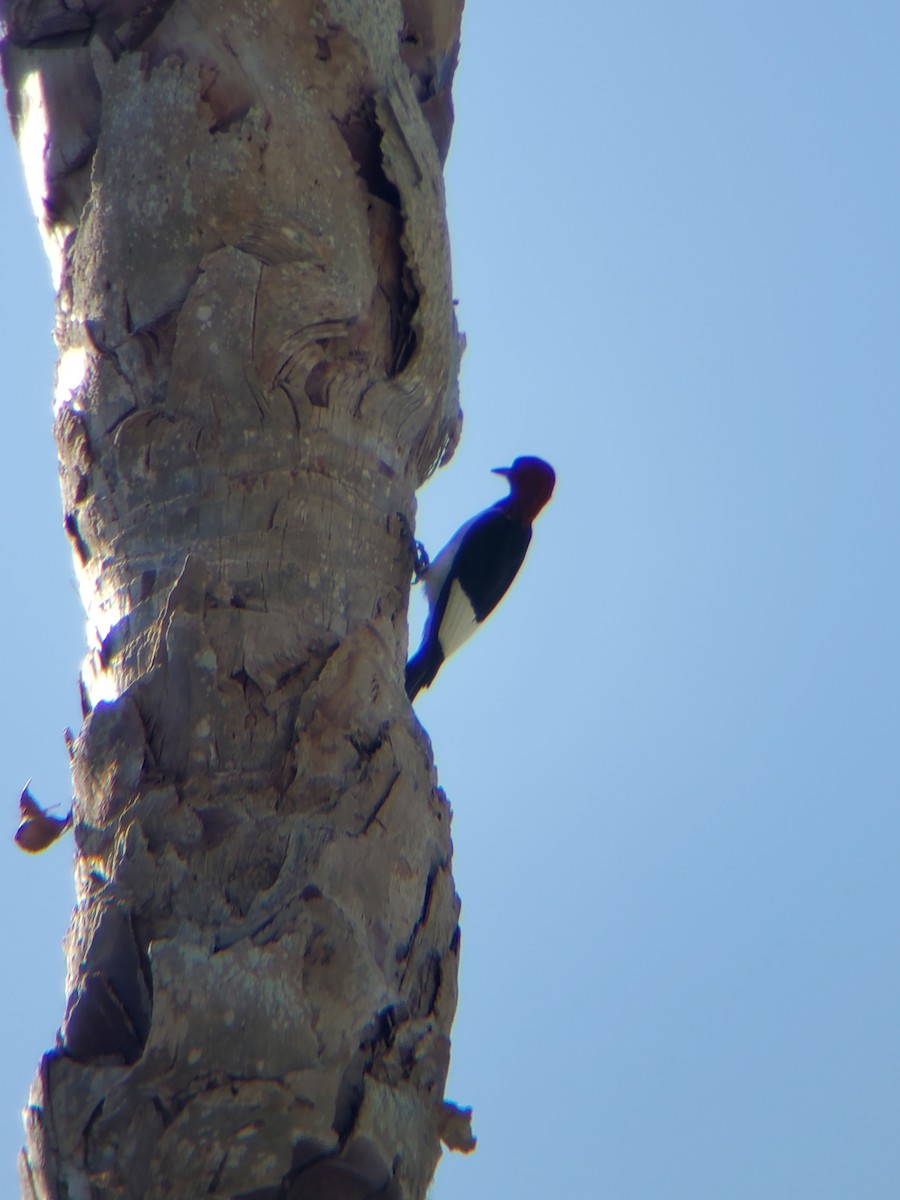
443, 509, 532, 621
405, 510, 531, 699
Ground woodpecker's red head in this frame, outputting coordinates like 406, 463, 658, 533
492, 456, 556, 524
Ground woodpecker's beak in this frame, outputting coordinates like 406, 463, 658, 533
491, 465, 512, 478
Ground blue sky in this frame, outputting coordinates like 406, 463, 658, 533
3, 4, 900, 1197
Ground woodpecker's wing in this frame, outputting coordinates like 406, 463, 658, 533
427, 508, 532, 661
406, 506, 534, 699
420, 513, 479, 607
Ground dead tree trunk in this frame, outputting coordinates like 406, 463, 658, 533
1, 0, 469, 1195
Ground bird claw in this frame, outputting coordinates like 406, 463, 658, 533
413, 539, 430, 581
396, 512, 430, 582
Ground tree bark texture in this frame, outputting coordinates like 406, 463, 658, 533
2, 0, 468, 1195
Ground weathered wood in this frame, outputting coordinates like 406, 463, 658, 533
2, 0, 469, 1194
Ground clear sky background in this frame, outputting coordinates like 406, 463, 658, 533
2, 3, 899, 1197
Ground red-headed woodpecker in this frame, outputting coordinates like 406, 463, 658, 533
406, 456, 556, 700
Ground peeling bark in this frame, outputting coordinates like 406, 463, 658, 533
2, 0, 469, 1195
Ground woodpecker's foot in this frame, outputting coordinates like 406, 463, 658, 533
413, 539, 430, 581
396, 512, 430, 581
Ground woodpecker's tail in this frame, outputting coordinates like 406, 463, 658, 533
405, 641, 444, 700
